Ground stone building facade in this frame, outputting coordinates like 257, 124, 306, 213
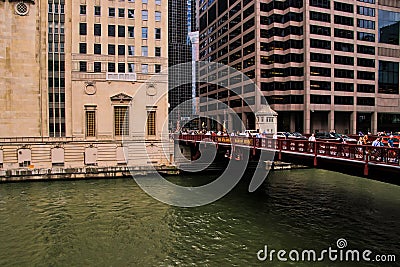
0, 0, 172, 170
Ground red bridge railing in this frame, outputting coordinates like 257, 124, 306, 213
176, 134, 400, 173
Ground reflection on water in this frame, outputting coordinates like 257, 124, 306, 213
0, 169, 399, 266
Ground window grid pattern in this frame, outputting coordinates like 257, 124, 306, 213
86, 111, 96, 137
114, 107, 129, 136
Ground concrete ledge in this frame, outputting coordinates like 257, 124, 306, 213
0, 165, 179, 182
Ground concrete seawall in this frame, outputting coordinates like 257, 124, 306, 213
0, 165, 179, 182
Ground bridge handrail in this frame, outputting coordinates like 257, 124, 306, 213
176, 134, 400, 166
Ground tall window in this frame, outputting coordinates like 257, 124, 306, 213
94, 6, 101, 16
119, 8, 125, 17
109, 7, 115, 17
128, 45, 135, 55
142, 10, 148, 20
86, 111, 96, 137
142, 64, 148, 73
155, 47, 161, 56
128, 26, 134, 37
114, 106, 129, 136
79, 23, 87, 35
155, 11, 161, 21
379, 61, 399, 94
128, 9, 134, 18
147, 111, 156, 135
80, 5, 86, 15
155, 28, 161, 39
128, 63, 135, 72
94, 24, 101, 36
142, 46, 148, 56
142, 27, 148, 38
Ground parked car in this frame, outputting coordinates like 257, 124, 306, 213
315, 132, 341, 141
276, 132, 290, 138
339, 134, 357, 143
287, 132, 307, 140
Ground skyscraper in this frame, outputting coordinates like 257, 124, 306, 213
198, 0, 400, 134
168, 0, 193, 130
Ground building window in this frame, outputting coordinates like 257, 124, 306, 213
128, 63, 135, 72
334, 2, 353, 13
357, 84, 375, 93
142, 27, 148, 38
155, 47, 161, 56
310, 66, 331, 77
155, 28, 161, 39
357, 19, 375, 29
142, 46, 148, 56
334, 42, 354, 52
108, 25, 115, 37
155, 0, 161, 5
108, 44, 115, 55
128, 45, 135, 56
108, 62, 115, 72
118, 8, 125, 17
357, 45, 375, 55
334, 15, 353, 26
310, 53, 331, 63
310, 25, 331, 36
334, 69, 354, 79
378, 61, 399, 94
86, 111, 96, 137
118, 63, 125, 73
358, 70, 375, 80
109, 7, 115, 17
334, 82, 354, 92
310, 0, 330, 9
378, 10, 400, 45
80, 5, 86, 15
94, 24, 101, 36
155, 11, 161, 21
128, 26, 134, 38
94, 62, 101, 72
94, 44, 101, 55
128, 9, 134, 19
94, 6, 101, 16
310, 81, 331, 91
357, 58, 375, 68
118, 26, 125, 37
79, 61, 87, 72
310, 39, 331, 50
79, 43, 87, 54
334, 55, 354, 66
79, 23, 87, 35
114, 106, 129, 136
357, 6, 375, 17
147, 111, 156, 135
118, 45, 125, 55
309, 11, 330, 22
142, 10, 148, 20
143, 0, 148, 3
155, 64, 161, 73
357, 97, 375, 106
141, 64, 148, 73
357, 32, 375, 42
335, 96, 354, 105
334, 28, 354, 39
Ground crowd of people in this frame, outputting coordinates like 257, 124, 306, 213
177, 128, 400, 148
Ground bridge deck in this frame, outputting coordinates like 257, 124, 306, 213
176, 135, 400, 181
